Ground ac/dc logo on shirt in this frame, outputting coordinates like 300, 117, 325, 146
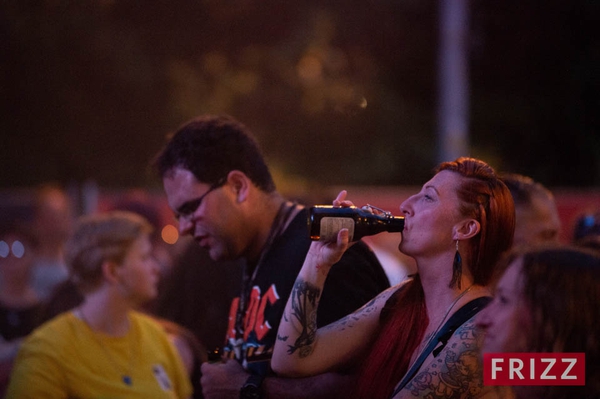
226, 284, 280, 357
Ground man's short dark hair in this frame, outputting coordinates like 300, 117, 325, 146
153, 115, 276, 192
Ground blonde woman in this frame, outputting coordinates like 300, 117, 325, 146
6, 211, 192, 399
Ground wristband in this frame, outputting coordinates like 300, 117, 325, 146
240, 373, 264, 399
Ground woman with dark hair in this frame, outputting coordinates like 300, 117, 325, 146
271, 157, 516, 399
476, 245, 600, 399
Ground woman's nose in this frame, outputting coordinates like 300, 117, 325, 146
399, 197, 413, 216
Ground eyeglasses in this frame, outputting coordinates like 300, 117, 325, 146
0, 240, 26, 259
174, 178, 227, 222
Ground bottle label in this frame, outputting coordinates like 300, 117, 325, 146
319, 217, 355, 241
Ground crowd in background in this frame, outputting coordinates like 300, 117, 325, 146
1, 115, 599, 399
0, 184, 214, 398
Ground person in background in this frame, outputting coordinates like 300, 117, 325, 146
107, 191, 217, 395
35, 273, 208, 399
154, 114, 390, 399
29, 184, 75, 301
107, 190, 178, 278
105, 188, 239, 360
500, 173, 561, 246
476, 245, 600, 399
572, 211, 600, 251
32, 204, 208, 399
5, 211, 192, 399
0, 221, 42, 397
271, 157, 515, 399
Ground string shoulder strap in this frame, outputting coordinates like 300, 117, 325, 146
391, 296, 492, 398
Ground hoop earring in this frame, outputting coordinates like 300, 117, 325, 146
450, 239, 462, 289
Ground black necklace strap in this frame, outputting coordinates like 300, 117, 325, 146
234, 202, 300, 349
391, 296, 492, 397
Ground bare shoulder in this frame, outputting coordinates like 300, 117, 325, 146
395, 316, 506, 399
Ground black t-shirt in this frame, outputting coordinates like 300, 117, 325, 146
222, 206, 390, 375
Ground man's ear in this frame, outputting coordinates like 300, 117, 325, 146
453, 219, 481, 240
226, 170, 250, 202
101, 260, 121, 285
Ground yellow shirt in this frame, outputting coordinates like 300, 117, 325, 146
6, 311, 192, 399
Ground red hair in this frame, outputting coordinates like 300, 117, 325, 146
354, 157, 515, 398
355, 276, 427, 399
436, 157, 515, 286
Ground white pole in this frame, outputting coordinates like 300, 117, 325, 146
437, 0, 470, 163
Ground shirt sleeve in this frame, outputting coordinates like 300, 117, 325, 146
5, 332, 68, 399
317, 240, 391, 327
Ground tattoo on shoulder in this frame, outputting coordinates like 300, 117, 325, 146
403, 319, 485, 398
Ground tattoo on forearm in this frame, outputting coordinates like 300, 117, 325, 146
322, 296, 380, 332
283, 279, 321, 357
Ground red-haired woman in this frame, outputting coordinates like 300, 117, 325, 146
272, 157, 515, 399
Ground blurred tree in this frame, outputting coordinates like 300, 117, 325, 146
0, 0, 597, 189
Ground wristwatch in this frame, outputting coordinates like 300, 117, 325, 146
240, 373, 264, 399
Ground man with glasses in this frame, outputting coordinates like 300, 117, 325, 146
153, 115, 390, 399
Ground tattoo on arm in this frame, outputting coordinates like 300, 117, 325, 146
282, 279, 321, 357
277, 283, 397, 359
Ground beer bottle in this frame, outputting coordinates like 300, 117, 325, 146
308, 204, 404, 242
